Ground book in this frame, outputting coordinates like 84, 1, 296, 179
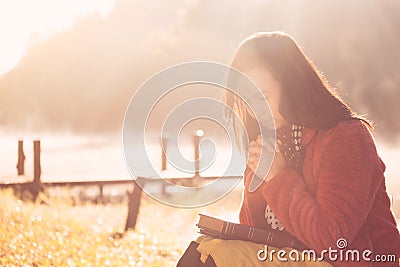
196, 214, 308, 251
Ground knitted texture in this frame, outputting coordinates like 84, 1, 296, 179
239, 119, 400, 266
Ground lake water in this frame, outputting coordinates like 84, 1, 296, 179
0, 133, 399, 198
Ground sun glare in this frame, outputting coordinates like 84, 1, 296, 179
0, 0, 116, 76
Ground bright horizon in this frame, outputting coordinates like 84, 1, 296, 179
0, 133, 399, 198
0, 0, 116, 77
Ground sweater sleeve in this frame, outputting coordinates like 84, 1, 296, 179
261, 120, 385, 251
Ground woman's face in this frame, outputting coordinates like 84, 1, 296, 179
240, 67, 287, 129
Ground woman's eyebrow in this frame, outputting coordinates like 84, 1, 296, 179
250, 89, 270, 97
258, 89, 270, 97
262, 89, 270, 96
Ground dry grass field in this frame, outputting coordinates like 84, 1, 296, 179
0, 188, 243, 266
1, 183, 399, 267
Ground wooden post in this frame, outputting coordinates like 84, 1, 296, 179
193, 130, 203, 177
160, 137, 169, 196
17, 140, 25, 176
125, 179, 144, 231
194, 135, 200, 176
29, 140, 42, 201
192, 130, 204, 187
99, 184, 104, 204
33, 140, 41, 184
161, 137, 167, 171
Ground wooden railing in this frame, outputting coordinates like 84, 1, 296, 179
0, 140, 242, 231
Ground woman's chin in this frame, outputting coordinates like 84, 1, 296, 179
274, 120, 288, 130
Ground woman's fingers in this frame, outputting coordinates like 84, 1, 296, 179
254, 135, 276, 153
249, 141, 275, 155
247, 157, 259, 172
276, 139, 282, 154
249, 141, 258, 149
249, 136, 283, 168
249, 147, 261, 158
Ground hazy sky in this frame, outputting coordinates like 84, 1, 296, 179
0, 0, 116, 76
0, 0, 399, 138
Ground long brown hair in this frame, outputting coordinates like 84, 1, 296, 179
225, 31, 371, 145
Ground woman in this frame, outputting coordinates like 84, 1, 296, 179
177, 32, 400, 266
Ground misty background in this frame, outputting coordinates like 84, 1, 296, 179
0, 0, 399, 194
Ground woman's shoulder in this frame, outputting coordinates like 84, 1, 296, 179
326, 118, 373, 140
316, 118, 377, 152
301, 119, 372, 148
306, 119, 385, 177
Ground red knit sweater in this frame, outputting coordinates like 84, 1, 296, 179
239, 119, 400, 266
